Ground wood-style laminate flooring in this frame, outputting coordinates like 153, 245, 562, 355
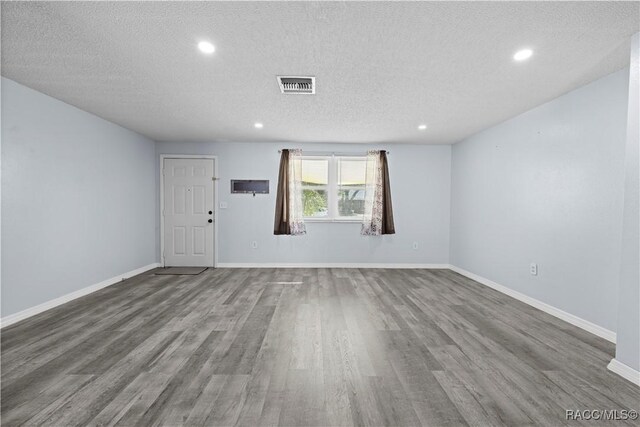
1, 268, 638, 426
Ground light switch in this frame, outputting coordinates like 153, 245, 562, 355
219, 201, 228, 209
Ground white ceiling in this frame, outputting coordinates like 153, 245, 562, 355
2, 1, 638, 144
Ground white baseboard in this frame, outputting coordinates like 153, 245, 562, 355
608, 359, 640, 386
217, 263, 450, 269
0, 263, 160, 329
448, 265, 617, 343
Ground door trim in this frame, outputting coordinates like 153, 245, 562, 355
160, 154, 218, 268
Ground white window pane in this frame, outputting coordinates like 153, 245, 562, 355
302, 159, 328, 186
337, 158, 366, 217
338, 187, 365, 217
338, 159, 366, 186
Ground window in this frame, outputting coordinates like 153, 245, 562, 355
301, 156, 366, 220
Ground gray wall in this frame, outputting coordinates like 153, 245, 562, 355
156, 142, 451, 265
450, 69, 629, 332
1, 77, 157, 317
614, 33, 639, 371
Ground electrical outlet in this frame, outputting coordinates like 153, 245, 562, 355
251, 241, 258, 249
412, 241, 419, 250
530, 263, 538, 276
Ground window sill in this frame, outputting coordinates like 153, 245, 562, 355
304, 218, 362, 223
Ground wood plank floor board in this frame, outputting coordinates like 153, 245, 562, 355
432, 370, 502, 427
254, 284, 299, 427
430, 346, 534, 426
1, 275, 177, 379
321, 330, 353, 427
0, 374, 96, 427
2, 268, 638, 426
25, 331, 182, 427
181, 374, 229, 426
367, 374, 422, 427
202, 374, 251, 427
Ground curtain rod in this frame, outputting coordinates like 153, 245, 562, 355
278, 150, 390, 155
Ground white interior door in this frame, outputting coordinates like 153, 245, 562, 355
163, 158, 215, 267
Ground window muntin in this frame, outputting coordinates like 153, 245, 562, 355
301, 156, 366, 221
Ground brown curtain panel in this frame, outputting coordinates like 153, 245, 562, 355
274, 149, 291, 235
380, 150, 396, 234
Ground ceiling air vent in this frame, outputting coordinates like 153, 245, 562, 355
277, 76, 315, 94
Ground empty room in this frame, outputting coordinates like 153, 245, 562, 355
1, 1, 639, 426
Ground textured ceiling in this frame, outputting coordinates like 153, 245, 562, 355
2, 1, 638, 144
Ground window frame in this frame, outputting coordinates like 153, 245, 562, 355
301, 155, 366, 222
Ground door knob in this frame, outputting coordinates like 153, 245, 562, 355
209, 210, 213, 215
208, 219, 213, 223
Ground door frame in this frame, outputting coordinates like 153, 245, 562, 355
160, 154, 219, 268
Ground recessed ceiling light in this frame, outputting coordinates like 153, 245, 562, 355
198, 41, 215, 54
513, 48, 533, 61
418, 124, 427, 130
254, 122, 264, 129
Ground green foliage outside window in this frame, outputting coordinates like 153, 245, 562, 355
303, 189, 327, 217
